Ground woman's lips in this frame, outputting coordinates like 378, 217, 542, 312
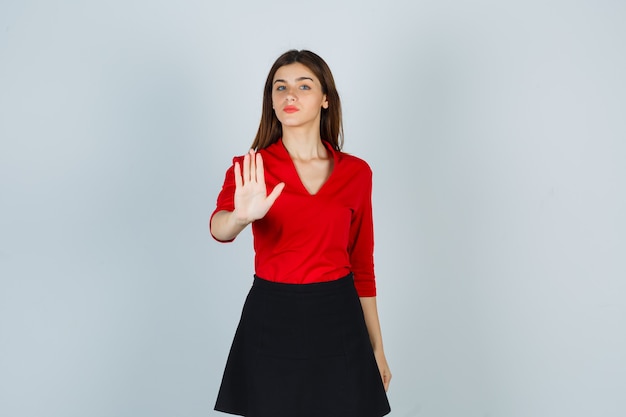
283, 106, 299, 113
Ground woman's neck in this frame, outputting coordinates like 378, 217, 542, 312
281, 129, 327, 161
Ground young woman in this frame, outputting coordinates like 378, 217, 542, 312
210, 49, 391, 417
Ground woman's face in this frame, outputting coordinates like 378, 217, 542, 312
271, 62, 329, 130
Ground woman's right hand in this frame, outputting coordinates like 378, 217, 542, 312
232, 149, 285, 225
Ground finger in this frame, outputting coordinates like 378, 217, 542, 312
242, 152, 250, 184
249, 149, 256, 182
234, 161, 242, 189
256, 153, 265, 185
383, 372, 391, 391
265, 182, 285, 206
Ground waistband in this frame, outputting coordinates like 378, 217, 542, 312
252, 273, 354, 294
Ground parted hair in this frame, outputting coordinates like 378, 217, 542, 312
251, 50, 343, 151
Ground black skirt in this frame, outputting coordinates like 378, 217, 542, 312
214, 273, 391, 417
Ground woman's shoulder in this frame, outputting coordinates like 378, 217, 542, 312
337, 151, 372, 176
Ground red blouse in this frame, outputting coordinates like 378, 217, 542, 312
211, 139, 377, 297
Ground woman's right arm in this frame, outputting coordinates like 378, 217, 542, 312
210, 149, 284, 241
209, 210, 251, 242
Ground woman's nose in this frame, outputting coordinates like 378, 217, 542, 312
285, 87, 297, 101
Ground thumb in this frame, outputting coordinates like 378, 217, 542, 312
266, 182, 285, 206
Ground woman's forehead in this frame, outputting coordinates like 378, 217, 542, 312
273, 63, 319, 82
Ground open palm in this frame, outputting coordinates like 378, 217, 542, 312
233, 150, 285, 224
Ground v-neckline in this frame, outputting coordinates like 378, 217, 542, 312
280, 139, 337, 196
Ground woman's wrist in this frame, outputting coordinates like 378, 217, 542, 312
231, 209, 253, 227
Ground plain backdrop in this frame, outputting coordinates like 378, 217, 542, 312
1, 1, 625, 416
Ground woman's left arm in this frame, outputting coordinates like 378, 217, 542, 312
360, 296, 392, 392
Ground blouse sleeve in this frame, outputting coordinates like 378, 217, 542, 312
210, 156, 242, 242
348, 163, 377, 297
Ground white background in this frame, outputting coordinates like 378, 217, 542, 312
1, 1, 625, 416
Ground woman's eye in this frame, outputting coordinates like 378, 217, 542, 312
276, 85, 286, 91
299, 85, 311, 90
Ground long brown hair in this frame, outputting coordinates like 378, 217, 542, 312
251, 50, 343, 151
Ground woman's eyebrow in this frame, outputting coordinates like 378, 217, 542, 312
273, 76, 314, 84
